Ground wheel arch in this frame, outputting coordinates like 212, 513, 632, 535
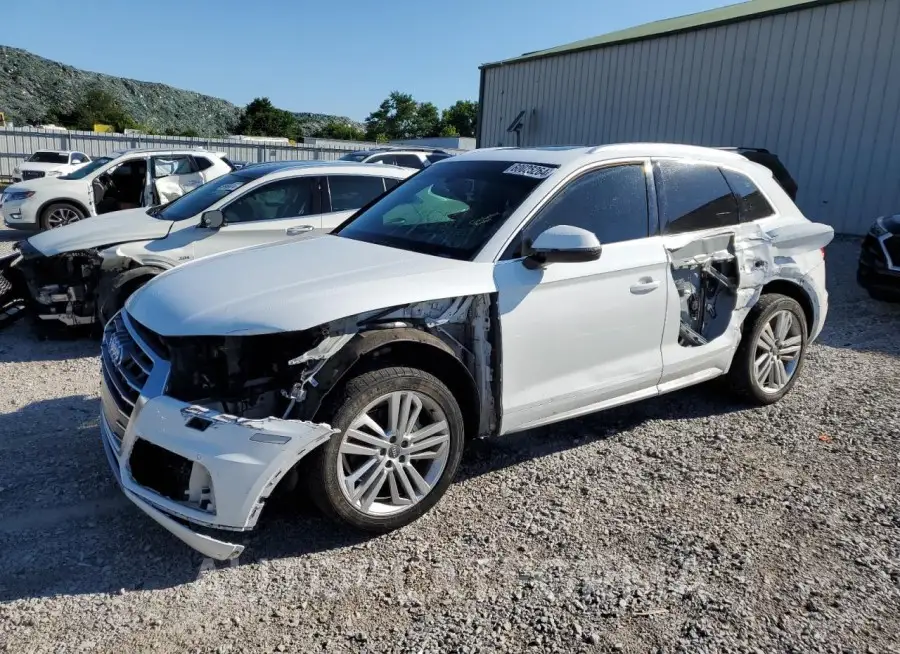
36, 198, 91, 222
760, 278, 814, 335
305, 328, 481, 441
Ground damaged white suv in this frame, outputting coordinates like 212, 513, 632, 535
101, 144, 833, 559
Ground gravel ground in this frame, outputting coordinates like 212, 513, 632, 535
0, 229, 898, 654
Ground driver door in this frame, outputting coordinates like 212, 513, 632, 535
495, 161, 670, 433
190, 176, 323, 261
151, 155, 204, 204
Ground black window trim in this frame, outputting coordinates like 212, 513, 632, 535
323, 173, 393, 214
497, 157, 654, 262
718, 163, 780, 223
218, 175, 323, 225
651, 156, 781, 233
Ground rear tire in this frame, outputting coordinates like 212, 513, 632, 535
307, 366, 465, 532
728, 293, 808, 406
40, 203, 85, 230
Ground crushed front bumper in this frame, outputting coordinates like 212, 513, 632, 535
100, 312, 335, 559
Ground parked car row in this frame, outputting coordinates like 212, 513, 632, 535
2, 147, 236, 231
2, 143, 835, 561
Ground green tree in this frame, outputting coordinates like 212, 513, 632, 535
236, 97, 298, 138
441, 100, 478, 138
440, 123, 460, 137
315, 121, 366, 141
57, 85, 138, 132
412, 101, 441, 139
364, 91, 419, 141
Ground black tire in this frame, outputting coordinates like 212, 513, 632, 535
307, 366, 465, 532
40, 202, 85, 231
728, 293, 808, 406
97, 270, 155, 326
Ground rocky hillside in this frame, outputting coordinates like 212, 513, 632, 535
0, 46, 362, 137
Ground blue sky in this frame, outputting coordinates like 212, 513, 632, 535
5, 0, 735, 121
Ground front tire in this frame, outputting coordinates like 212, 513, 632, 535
308, 366, 465, 532
40, 203, 85, 230
728, 293, 808, 405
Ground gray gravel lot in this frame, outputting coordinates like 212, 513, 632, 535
0, 229, 898, 654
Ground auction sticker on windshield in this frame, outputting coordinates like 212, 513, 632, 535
504, 163, 556, 179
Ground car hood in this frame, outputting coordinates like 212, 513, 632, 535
880, 213, 900, 234
18, 162, 67, 172
28, 208, 175, 256
5, 177, 80, 193
126, 234, 497, 337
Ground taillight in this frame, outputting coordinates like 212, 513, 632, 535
820, 247, 826, 259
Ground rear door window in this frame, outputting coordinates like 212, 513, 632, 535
720, 168, 776, 222
394, 154, 424, 169
653, 160, 739, 234
327, 175, 388, 211
192, 156, 214, 172
368, 154, 397, 166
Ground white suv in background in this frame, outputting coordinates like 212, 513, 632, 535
3, 161, 415, 329
339, 146, 454, 169
12, 150, 92, 182
102, 144, 832, 560
1, 148, 233, 231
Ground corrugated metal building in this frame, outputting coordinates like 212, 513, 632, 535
477, 0, 900, 234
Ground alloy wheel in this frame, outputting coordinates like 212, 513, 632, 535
46, 207, 82, 228
337, 390, 451, 516
753, 309, 803, 394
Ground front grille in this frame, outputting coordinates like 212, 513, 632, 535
21, 170, 45, 180
883, 235, 900, 268
100, 312, 155, 449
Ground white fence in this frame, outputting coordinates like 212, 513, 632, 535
0, 127, 377, 179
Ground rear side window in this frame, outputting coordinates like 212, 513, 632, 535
383, 177, 401, 190
394, 154, 424, 169
368, 154, 397, 166
653, 160, 738, 234
192, 156, 214, 172
508, 163, 650, 258
327, 175, 387, 211
720, 168, 776, 222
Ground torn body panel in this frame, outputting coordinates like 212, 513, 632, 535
660, 222, 833, 384
103, 293, 500, 558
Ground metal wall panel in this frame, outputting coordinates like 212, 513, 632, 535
0, 128, 367, 180
480, 0, 900, 234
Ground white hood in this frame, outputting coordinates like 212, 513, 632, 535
28, 208, 175, 256
127, 234, 496, 337
18, 162, 68, 173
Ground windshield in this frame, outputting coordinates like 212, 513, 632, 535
334, 160, 553, 260
154, 171, 254, 221
339, 152, 369, 162
27, 152, 69, 164
59, 157, 113, 180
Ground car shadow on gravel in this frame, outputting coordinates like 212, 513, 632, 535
0, 320, 99, 363
457, 382, 745, 482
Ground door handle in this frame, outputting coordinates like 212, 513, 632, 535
286, 225, 314, 235
630, 277, 660, 294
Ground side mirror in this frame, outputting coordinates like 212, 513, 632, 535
523, 225, 602, 270
201, 210, 225, 229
